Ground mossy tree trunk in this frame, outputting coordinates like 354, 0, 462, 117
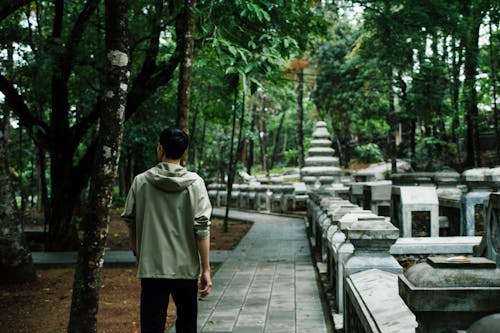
67, 0, 129, 331
176, 0, 196, 165
296, 69, 305, 169
0, 122, 36, 284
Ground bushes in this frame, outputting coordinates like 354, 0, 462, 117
353, 143, 384, 164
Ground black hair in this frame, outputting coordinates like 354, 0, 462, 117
159, 127, 189, 159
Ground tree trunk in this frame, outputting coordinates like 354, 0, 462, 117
0, 106, 37, 284
490, 17, 499, 164
410, 118, 416, 169
36, 146, 49, 230
176, 0, 196, 165
386, 62, 397, 173
246, 103, 257, 174
296, 69, 305, 169
462, 15, 482, 167
67, 0, 129, 331
270, 111, 286, 169
236, 85, 246, 168
46, 152, 84, 250
450, 36, 463, 161
330, 116, 342, 166
223, 78, 239, 232
44, 0, 101, 250
342, 118, 351, 168
197, 117, 207, 170
259, 102, 269, 177
189, 105, 199, 166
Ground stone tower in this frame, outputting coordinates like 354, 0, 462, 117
301, 121, 341, 189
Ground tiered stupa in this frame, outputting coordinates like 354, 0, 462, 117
301, 121, 341, 189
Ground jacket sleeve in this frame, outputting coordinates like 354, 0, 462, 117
193, 178, 212, 240
121, 178, 137, 231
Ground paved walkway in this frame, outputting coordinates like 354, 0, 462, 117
30, 209, 329, 333
198, 208, 328, 333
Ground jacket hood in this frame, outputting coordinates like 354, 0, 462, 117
144, 163, 198, 192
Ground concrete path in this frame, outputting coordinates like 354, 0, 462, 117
197, 208, 328, 333
30, 209, 329, 333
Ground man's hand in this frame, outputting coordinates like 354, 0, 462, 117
199, 269, 212, 298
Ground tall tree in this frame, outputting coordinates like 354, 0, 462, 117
461, 0, 490, 167
489, 13, 499, 163
0, 1, 190, 250
67, 0, 129, 331
287, 58, 309, 169
176, 0, 195, 142
0, 118, 37, 284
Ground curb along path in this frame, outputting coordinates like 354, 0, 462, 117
198, 208, 328, 333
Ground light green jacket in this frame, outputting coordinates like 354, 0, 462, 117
121, 162, 211, 279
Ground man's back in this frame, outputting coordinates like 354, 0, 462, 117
122, 162, 211, 279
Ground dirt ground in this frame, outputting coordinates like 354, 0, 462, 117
0, 211, 252, 333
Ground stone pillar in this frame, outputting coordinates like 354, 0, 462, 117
344, 219, 402, 276
330, 213, 384, 313
491, 166, 500, 192
486, 192, 500, 266
343, 218, 402, 330
461, 168, 493, 236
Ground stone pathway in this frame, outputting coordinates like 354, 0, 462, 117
30, 208, 329, 333
197, 208, 328, 333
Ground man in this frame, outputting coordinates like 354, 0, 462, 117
121, 127, 212, 333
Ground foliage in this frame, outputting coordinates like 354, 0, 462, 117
353, 143, 384, 164
284, 149, 298, 166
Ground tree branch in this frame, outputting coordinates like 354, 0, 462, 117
71, 102, 101, 150
0, 74, 49, 148
125, 50, 181, 120
0, 0, 32, 23
125, 1, 182, 120
60, 0, 100, 81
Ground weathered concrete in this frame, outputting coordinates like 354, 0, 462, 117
345, 269, 417, 333
399, 256, 500, 333
198, 208, 329, 333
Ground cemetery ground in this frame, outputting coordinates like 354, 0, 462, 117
0, 209, 252, 333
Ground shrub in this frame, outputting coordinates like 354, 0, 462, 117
353, 143, 384, 164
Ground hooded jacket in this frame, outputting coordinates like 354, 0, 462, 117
121, 162, 211, 279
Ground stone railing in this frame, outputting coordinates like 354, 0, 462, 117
307, 190, 417, 332
207, 182, 308, 213
307, 186, 492, 333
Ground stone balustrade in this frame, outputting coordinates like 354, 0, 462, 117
207, 182, 307, 214
307, 183, 489, 333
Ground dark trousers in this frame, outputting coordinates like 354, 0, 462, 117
140, 278, 198, 333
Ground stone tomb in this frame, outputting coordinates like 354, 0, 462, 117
362, 180, 392, 217
460, 168, 493, 236
398, 191, 500, 332
486, 192, 500, 266
349, 181, 369, 206
399, 256, 500, 332
391, 186, 440, 237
